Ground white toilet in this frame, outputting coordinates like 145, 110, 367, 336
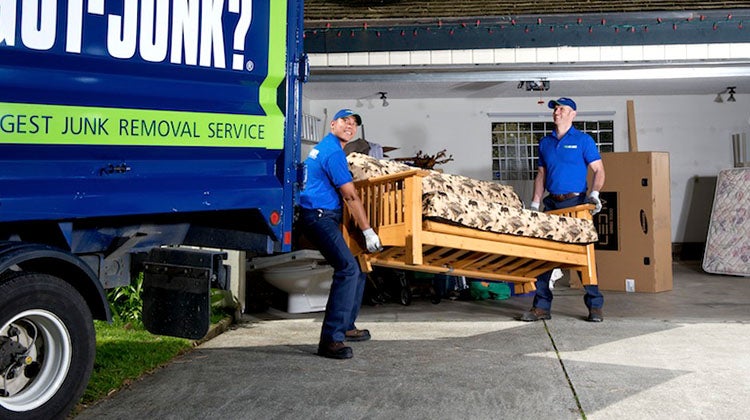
249, 250, 333, 314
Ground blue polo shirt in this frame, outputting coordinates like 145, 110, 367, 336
299, 133, 353, 210
538, 126, 601, 195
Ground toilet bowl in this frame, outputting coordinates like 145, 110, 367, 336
261, 259, 334, 314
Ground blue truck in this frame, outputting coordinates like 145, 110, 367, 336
0, 0, 305, 417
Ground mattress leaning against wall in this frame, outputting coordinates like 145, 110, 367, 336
702, 167, 750, 276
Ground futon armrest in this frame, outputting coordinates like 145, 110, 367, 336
353, 169, 428, 186
545, 204, 596, 220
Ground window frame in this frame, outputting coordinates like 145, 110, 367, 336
491, 119, 614, 181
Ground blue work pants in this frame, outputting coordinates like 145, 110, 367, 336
299, 208, 366, 343
532, 195, 604, 311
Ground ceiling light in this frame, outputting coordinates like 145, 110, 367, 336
379, 91, 389, 107
727, 86, 737, 102
314, 62, 750, 83
520, 80, 550, 91
716, 86, 738, 103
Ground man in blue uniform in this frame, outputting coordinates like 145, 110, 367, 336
520, 97, 606, 323
299, 109, 383, 359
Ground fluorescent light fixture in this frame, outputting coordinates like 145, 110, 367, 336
312, 62, 750, 83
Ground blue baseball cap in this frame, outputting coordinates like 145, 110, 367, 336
548, 97, 577, 111
332, 108, 362, 125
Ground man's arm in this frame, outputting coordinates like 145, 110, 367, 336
587, 159, 606, 214
531, 166, 546, 210
588, 159, 605, 193
339, 182, 370, 231
339, 181, 382, 252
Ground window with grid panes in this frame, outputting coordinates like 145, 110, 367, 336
491, 120, 614, 181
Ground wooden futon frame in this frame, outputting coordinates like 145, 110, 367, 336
342, 169, 598, 293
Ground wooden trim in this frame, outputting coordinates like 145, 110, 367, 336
627, 99, 639, 152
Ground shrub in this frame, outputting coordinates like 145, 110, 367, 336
106, 273, 144, 326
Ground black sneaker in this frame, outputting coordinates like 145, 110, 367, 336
345, 329, 371, 342
519, 307, 551, 322
317, 341, 353, 359
586, 308, 604, 322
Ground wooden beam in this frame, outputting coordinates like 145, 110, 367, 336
627, 99, 638, 152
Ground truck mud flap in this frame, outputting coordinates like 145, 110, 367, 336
142, 248, 227, 340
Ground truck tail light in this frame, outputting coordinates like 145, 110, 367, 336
269, 210, 281, 225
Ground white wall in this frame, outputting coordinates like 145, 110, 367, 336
307, 95, 749, 243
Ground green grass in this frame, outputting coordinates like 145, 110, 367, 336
74, 320, 193, 414
72, 282, 236, 415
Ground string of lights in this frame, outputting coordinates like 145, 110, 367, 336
304, 13, 746, 39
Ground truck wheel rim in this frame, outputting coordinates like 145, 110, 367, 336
1, 310, 72, 412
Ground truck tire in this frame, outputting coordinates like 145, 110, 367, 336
0, 272, 95, 420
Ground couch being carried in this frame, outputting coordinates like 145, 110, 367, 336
343, 153, 599, 293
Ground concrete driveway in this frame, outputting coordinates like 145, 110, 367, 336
75, 262, 750, 419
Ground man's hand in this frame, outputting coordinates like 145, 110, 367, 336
530, 201, 540, 212
362, 228, 383, 253
587, 191, 602, 215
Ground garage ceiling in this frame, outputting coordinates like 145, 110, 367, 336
304, 63, 750, 100
302, 4, 750, 101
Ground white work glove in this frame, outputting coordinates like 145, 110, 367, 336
530, 201, 540, 212
549, 268, 564, 289
587, 191, 602, 215
362, 228, 383, 253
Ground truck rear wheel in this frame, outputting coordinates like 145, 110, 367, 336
0, 272, 95, 419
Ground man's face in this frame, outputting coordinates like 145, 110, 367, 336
552, 105, 576, 125
331, 116, 359, 142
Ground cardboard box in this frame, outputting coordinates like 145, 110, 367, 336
583, 152, 673, 292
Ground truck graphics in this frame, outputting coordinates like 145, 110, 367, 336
0, 0, 287, 148
1, 102, 277, 147
1, 0, 267, 70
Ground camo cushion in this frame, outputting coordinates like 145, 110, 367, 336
347, 152, 413, 180
347, 153, 522, 208
423, 191, 598, 244
421, 171, 522, 208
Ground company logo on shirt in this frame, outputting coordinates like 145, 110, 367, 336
564, 145, 578, 149
308, 149, 320, 159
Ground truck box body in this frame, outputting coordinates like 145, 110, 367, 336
0, 1, 304, 417
1, 0, 299, 255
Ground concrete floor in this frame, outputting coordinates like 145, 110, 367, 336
76, 261, 750, 419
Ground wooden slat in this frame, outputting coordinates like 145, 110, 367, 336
423, 220, 591, 252
482, 256, 528, 272
581, 244, 598, 285
366, 257, 538, 285
425, 248, 471, 266
449, 252, 500, 270
404, 173, 424, 265
517, 259, 553, 277
421, 230, 588, 266
545, 204, 595, 220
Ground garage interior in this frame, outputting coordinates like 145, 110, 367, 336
300, 2, 750, 265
